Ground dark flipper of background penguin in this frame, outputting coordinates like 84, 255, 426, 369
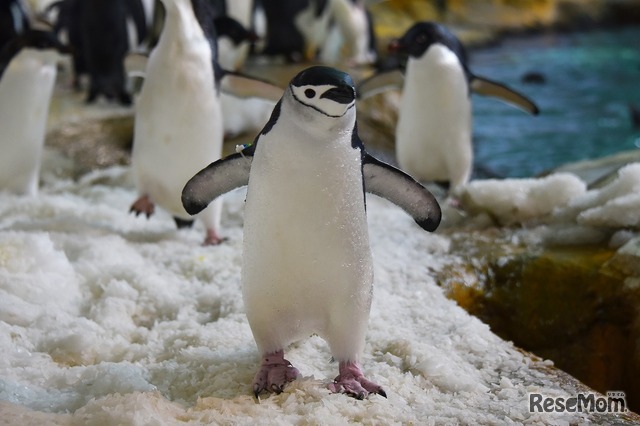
470, 75, 539, 115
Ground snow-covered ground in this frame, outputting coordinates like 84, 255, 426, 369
459, 163, 640, 248
1, 159, 628, 424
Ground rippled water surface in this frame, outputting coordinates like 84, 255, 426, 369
470, 26, 640, 178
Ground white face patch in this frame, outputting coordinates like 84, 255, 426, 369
290, 84, 355, 118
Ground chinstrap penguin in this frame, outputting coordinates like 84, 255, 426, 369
357, 22, 539, 196
130, 0, 227, 245
182, 66, 441, 398
0, 29, 70, 196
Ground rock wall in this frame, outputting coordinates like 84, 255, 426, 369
371, 0, 640, 45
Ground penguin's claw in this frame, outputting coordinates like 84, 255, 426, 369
251, 350, 300, 398
203, 230, 227, 246
327, 361, 386, 400
130, 195, 155, 218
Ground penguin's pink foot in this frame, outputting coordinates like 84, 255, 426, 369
130, 195, 155, 218
203, 229, 227, 246
252, 350, 300, 397
446, 196, 463, 210
328, 361, 386, 400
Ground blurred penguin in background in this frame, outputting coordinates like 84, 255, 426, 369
131, 0, 226, 244
212, 1, 270, 137
319, 0, 377, 65
220, 0, 253, 70
258, 0, 309, 61
215, 11, 272, 137
46, 0, 83, 88
256, 0, 376, 65
81, 0, 146, 104
0, 29, 70, 195
358, 22, 539, 197
47, 0, 147, 104
145, 0, 255, 70
214, 13, 257, 71
130, 0, 282, 244
1, 0, 31, 52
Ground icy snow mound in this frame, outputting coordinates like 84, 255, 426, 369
555, 163, 640, 228
461, 173, 586, 225
461, 163, 640, 232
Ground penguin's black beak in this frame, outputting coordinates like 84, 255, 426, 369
246, 30, 260, 43
321, 86, 355, 104
388, 39, 405, 53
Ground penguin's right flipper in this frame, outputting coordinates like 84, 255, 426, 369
470, 75, 540, 115
362, 154, 441, 232
182, 148, 255, 215
355, 69, 404, 100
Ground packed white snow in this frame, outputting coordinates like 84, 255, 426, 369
458, 163, 640, 246
0, 160, 607, 424
460, 173, 587, 225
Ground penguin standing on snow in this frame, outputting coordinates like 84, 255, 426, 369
131, 0, 281, 245
182, 66, 441, 398
0, 30, 70, 195
131, 0, 225, 244
358, 22, 539, 195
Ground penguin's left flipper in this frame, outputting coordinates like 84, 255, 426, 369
355, 69, 404, 100
220, 71, 284, 102
363, 154, 441, 232
182, 148, 255, 216
470, 75, 540, 115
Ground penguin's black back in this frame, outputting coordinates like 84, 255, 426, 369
190, 0, 222, 84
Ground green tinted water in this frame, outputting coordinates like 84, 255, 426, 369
471, 26, 640, 178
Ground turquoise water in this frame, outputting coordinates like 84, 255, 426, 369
470, 26, 640, 178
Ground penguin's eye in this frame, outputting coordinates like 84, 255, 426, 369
416, 34, 428, 44
304, 89, 316, 98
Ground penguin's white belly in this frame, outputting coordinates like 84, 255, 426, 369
396, 49, 472, 188
242, 135, 374, 353
0, 54, 56, 195
132, 48, 223, 218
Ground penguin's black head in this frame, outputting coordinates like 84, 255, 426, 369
289, 66, 356, 118
0, 29, 71, 75
390, 21, 464, 61
214, 16, 258, 46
